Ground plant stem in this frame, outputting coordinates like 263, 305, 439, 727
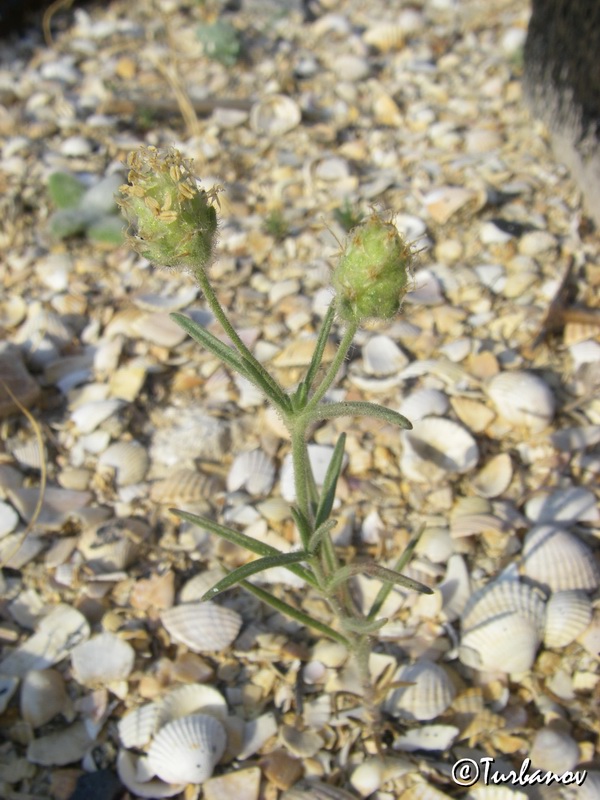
305, 320, 358, 409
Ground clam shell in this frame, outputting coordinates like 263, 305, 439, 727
530, 725, 580, 773
227, 449, 275, 496
0, 500, 19, 537
401, 417, 479, 483
158, 684, 228, 727
398, 388, 449, 421
362, 335, 408, 376
71, 632, 135, 686
250, 94, 301, 137
20, 668, 71, 728
543, 590, 592, 648
459, 579, 546, 674
384, 659, 456, 721
70, 399, 125, 433
485, 370, 555, 433
160, 601, 242, 652
147, 713, 227, 784
521, 524, 599, 592
470, 453, 513, 498
96, 440, 149, 486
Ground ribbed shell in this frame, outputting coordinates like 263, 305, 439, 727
521, 524, 599, 592
486, 370, 555, 433
160, 601, 242, 652
97, 440, 149, 486
543, 590, 592, 648
384, 659, 456, 721
118, 702, 161, 748
227, 449, 275, 496
158, 684, 228, 727
150, 469, 223, 505
147, 714, 226, 784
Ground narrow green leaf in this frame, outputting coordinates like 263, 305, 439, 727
308, 519, 337, 554
307, 401, 412, 430
202, 551, 309, 599
314, 433, 346, 529
327, 559, 433, 595
303, 303, 336, 393
237, 579, 350, 647
290, 506, 312, 551
170, 312, 249, 374
171, 508, 320, 589
367, 525, 427, 620
341, 615, 389, 635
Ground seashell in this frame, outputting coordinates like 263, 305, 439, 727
27, 720, 93, 766
7, 485, 92, 530
0, 674, 19, 714
202, 767, 261, 800
362, 335, 408, 376
71, 632, 135, 686
118, 702, 162, 748
0, 500, 19, 537
450, 396, 495, 433
78, 516, 149, 572
385, 659, 456, 721
485, 371, 555, 433
280, 725, 324, 758
530, 724, 580, 774
227, 449, 275, 496
544, 591, 592, 648
350, 759, 384, 796
439, 554, 471, 622
132, 286, 198, 312
363, 23, 405, 52
9, 437, 44, 470
70, 399, 125, 434
20, 668, 71, 728
147, 713, 227, 784
250, 95, 301, 137
282, 779, 359, 800
0, 343, 41, 418
394, 724, 459, 753
459, 579, 546, 674
401, 417, 479, 483
470, 453, 513, 499
524, 487, 599, 524
521, 524, 599, 593
280, 445, 347, 503
96, 440, 149, 486
260, 750, 304, 792
109, 362, 148, 402
151, 408, 231, 465
150, 469, 223, 506
117, 749, 185, 798
423, 187, 479, 224
0, 604, 90, 677
131, 312, 188, 348
398, 388, 449, 421
158, 684, 228, 727
161, 601, 242, 652
550, 424, 600, 451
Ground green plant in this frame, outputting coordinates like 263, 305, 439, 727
263, 208, 290, 240
117, 146, 430, 735
334, 197, 365, 232
196, 19, 241, 67
47, 171, 125, 245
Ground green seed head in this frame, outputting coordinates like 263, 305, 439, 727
332, 213, 412, 323
117, 146, 219, 274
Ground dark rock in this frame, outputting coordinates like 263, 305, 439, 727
67, 769, 124, 800
524, 0, 600, 223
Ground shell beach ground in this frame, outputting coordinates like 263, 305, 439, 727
0, 1, 599, 799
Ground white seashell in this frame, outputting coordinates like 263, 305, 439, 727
450, 396, 495, 433
97, 440, 149, 486
524, 487, 599, 524
0, 604, 90, 677
385, 659, 456, 721
227, 449, 275, 496
544, 590, 593, 648
362, 335, 408, 376
439, 554, 471, 622
250, 95, 301, 137
158, 684, 228, 727
281, 779, 360, 800
459, 579, 546, 674
349, 759, 384, 796
0, 674, 19, 714
118, 702, 162, 749
521, 524, 599, 593
27, 720, 93, 766
393, 724, 459, 753
423, 187, 478, 224
363, 23, 405, 52
470, 453, 513, 498
280, 445, 347, 503
0, 500, 19, 537
117, 749, 185, 798
485, 371, 555, 433
71, 632, 135, 686
161, 601, 242, 652
550, 424, 600, 451
401, 417, 479, 483
398, 388, 449, 421
70, 399, 125, 433
147, 713, 227, 784
150, 469, 223, 506
20, 668, 71, 728
530, 725, 580, 773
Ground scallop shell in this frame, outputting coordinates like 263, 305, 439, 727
96, 440, 149, 486
20, 668, 71, 728
543, 590, 592, 648
524, 487, 599, 524
227, 449, 275, 496
521, 524, 600, 593
250, 94, 301, 137
160, 601, 242, 652
157, 684, 228, 727
485, 371, 555, 433
401, 417, 479, 483
459, 579, 546, 674
147, 714, 227, 784
118, 702, 162, 749
385, 659, 456, 721
362, 335, 408, 376
71, 632, 135, 686
530, 725, 580, 773
150, 469, 223, 505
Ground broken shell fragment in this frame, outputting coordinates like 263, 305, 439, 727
160, 602, 242, 652
227, 449, 276, 496
485, 370, 555, 433
20, 668, 71, 728
401, 417, 479, 483
71, 632, 135, 686
147, 713, 227, 784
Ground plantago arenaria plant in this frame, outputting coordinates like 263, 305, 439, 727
118, 145, 432, 734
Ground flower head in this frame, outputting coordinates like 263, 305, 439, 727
117, 146, 219, 274
332, 213, 412, 323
